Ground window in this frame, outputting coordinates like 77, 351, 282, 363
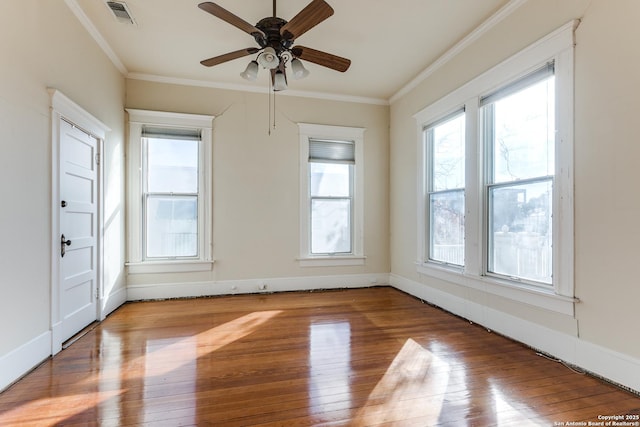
309, 139, 354, 255
415, 22, 575, 313
483, 64, 555, 284
144, 128, 200, 259
298, 124, 365, 267
126, 109, 214, 274
424, 111, 465, 266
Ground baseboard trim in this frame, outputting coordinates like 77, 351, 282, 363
101, 286, 127, 319
126, 273, 390, 301
7, 274, 632, 395
0, 331, 51, 393
389, 273, 640, 394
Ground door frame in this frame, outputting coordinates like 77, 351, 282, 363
49, 89, 110, 355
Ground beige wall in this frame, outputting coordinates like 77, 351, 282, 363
0, 0, 125, 356
390, 0, 640, 358
3, 0, 638, 391
125, 80, 390, 285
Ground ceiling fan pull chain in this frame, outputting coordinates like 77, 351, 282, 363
268, 78, 273, 136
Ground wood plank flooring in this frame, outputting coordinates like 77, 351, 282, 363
0, 287, 638, 426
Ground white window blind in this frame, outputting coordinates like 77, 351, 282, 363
142, 126, 201, 141
480, 61, 555, 106
309, 139, 355, 164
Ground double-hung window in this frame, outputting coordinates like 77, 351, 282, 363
309, 139, 354, 255
424, 111, 465, 266
126, 109, 214, 273
298, 123, 365, 266
415, 22, 575, 313
143, 127, 200, 259
482, 64, 555, 284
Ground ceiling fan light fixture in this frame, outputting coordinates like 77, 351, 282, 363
257, 47, 279, 69
290, 58, 309, 80
273, 70, 288, 91
240, 60, 259, 81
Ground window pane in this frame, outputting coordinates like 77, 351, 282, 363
431, 114, 465, 191
310, 163, 351, 197
489, 180, 552, 284
147, 138, 198, 193
146, 196, 198, 258
311, 199, 351, 254
429, 190, 464, 265
491, 77, 555, 183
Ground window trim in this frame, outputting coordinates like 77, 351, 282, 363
126, 109, 214, 274
414, 21, 577, 314
298, 123, 365, 267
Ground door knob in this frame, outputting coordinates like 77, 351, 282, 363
61, 234, 72, 257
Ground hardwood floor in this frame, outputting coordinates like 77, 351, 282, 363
1, 287, 638, 426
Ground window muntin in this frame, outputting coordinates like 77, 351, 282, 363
308, 140, 354, 255
143, 134, 201, 260
483, 67, 555, 284
425, 112, 465, 266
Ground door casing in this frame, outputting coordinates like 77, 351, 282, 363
49, 89, 109, 355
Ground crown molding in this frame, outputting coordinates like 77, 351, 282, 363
389, 0, 528, 104
68, 0, 530, 107
64, 0, 128, 74
64, 0, 385, 105
126, 72, 389, 106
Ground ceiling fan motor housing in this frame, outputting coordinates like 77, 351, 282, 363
255, 17, 293, 53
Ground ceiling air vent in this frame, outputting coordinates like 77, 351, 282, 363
106, 1, 136, 25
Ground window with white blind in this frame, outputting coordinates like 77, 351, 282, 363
126, 109, 214, 274
309, 139, 354, 255
143, 127, 200, 259
298, 123, 365, 267
415, 22, 575, 313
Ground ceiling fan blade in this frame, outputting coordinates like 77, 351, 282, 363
198, 2, 265, 38
291, 45, 351, 72
280, 0, 334, 40
200, 47, 259, 67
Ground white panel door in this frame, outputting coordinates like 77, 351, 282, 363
59, 119, 98, 342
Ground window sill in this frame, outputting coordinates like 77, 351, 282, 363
126, 260, 214, 274
298, 255, 366, 267
416, 262, 577, 316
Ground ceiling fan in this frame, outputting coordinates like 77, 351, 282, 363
198, 0, 351, 91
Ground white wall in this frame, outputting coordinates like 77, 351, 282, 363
389, 0, 640, 382
125, 80, 390, 295
0, 0, 125, 388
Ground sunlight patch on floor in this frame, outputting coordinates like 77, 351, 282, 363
0, 390, 124, 425
0, 310, 282, 426
354, 338, 450, 424
492, 386, 545, 426
139, 310, 283, 377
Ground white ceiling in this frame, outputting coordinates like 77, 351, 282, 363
72, 0, 512, 103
